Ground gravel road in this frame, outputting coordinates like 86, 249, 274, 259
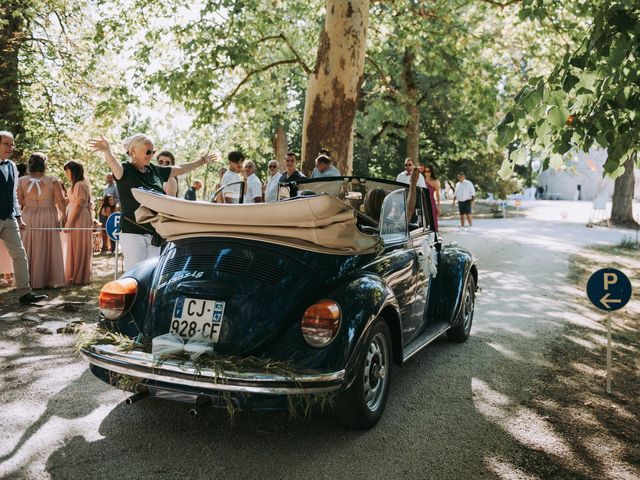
0, 200, 636, 480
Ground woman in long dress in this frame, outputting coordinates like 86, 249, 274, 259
63, 161, 93, 285
16, 152, 66, 288
421, 164, 441, 231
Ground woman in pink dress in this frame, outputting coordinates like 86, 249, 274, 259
63, 161, 93, 285
16, 153, 66, 288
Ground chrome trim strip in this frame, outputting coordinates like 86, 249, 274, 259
82, 344, 344, 395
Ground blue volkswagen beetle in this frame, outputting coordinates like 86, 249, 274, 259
82, 176, 477, 429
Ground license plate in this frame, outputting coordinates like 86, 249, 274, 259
171, 297, 225, 341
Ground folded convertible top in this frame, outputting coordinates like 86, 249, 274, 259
133, 189, 380, 255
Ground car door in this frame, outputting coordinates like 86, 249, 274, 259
378, 189, 424, 345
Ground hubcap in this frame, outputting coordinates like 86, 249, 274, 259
363, 332, 389, 412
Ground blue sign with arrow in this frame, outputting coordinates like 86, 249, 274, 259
105, 212, 122, 242
586, 268, 632, 311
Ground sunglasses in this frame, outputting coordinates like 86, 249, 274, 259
268, 165, 278, 169
146, 149, 156, 155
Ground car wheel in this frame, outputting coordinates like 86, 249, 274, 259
336, 319, 392, 429
447, 275, 476, 343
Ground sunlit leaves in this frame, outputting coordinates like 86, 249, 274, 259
497, 0, 640, 177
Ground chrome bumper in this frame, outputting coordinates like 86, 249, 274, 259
82, 344, 345, 395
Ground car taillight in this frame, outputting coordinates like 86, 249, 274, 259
99, 278, 138, 320
301, 300, 341, 347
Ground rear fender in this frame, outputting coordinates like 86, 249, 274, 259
330, 274, 403, 390
427, 244, 477, 326
100, 258, 158, 338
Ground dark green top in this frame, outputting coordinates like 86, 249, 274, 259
116, 161, 172, 235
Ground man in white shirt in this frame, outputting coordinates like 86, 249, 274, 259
453, 172, 476, 227
396, 158, 426, 188
0, 131, 47, 304
216, 151, 244, 203
242, 160, 263, 203
265, 160, 281, 203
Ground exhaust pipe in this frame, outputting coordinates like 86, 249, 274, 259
125, 389, 149, 405
188, 396, 211, 417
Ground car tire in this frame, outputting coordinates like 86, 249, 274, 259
336, 319, 392, 430
447, 275, 476, 343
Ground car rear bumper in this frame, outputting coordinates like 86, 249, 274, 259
81, 344, 345, 395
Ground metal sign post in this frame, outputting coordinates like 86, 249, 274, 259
114, 241, 119, 280
606, 312, 612, 394
586, 268, 632, 394
105, 213, 122, 280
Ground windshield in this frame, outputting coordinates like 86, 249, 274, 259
277, 176, 430, 233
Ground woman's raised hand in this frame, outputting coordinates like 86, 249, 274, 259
88, 135, 110, 153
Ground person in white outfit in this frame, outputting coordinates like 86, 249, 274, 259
243, 160, 263, 203
396, 158, 426, 188
217, 151, 244, 203
265, 160, 282, 203
453, 172, 476, 227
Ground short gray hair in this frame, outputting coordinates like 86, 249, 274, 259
124, 133, 153, 156
244, 160, 255, 169
268, 160, 279, 167
0, 130, 14, 141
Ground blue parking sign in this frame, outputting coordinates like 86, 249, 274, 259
586, 268, 632, 311
105, 212, 122, 242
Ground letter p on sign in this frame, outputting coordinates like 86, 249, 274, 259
604, 272, 617, 290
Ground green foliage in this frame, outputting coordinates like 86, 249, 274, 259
496, 1, 640, 178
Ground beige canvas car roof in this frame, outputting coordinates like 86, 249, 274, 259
133, 189, 380, 255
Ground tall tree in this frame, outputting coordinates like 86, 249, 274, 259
301, 0, 369, 174
0, 1, 30, 158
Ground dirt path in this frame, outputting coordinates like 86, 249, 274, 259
0, 201, 638, 479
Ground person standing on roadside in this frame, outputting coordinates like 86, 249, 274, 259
103, 172, 119, 204
453, 172, 476, 227
396, 158, 426, 188
421, 164, 441, 231
63, 161, 94, 285
156, 151, 179, 197
242, 160, 263, 203
0, 131, 47, 303
89, 133, 217, 271
279, 152, 306, 197
17, 152, 66, 288
311, 154, 341, 178
265, 160, 281, 203
184, 179, 202, 201
217, 151, 244, 203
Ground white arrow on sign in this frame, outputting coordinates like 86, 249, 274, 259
600, 293, 622, 309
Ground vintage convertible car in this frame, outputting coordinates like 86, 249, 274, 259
82, 176, 477, 429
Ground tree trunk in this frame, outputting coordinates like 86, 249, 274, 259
402, 48, 420, 165
610, 153, 639, 227
272, 123, 288, 169
301, 0, 369, 176
0, 1, 27, 160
